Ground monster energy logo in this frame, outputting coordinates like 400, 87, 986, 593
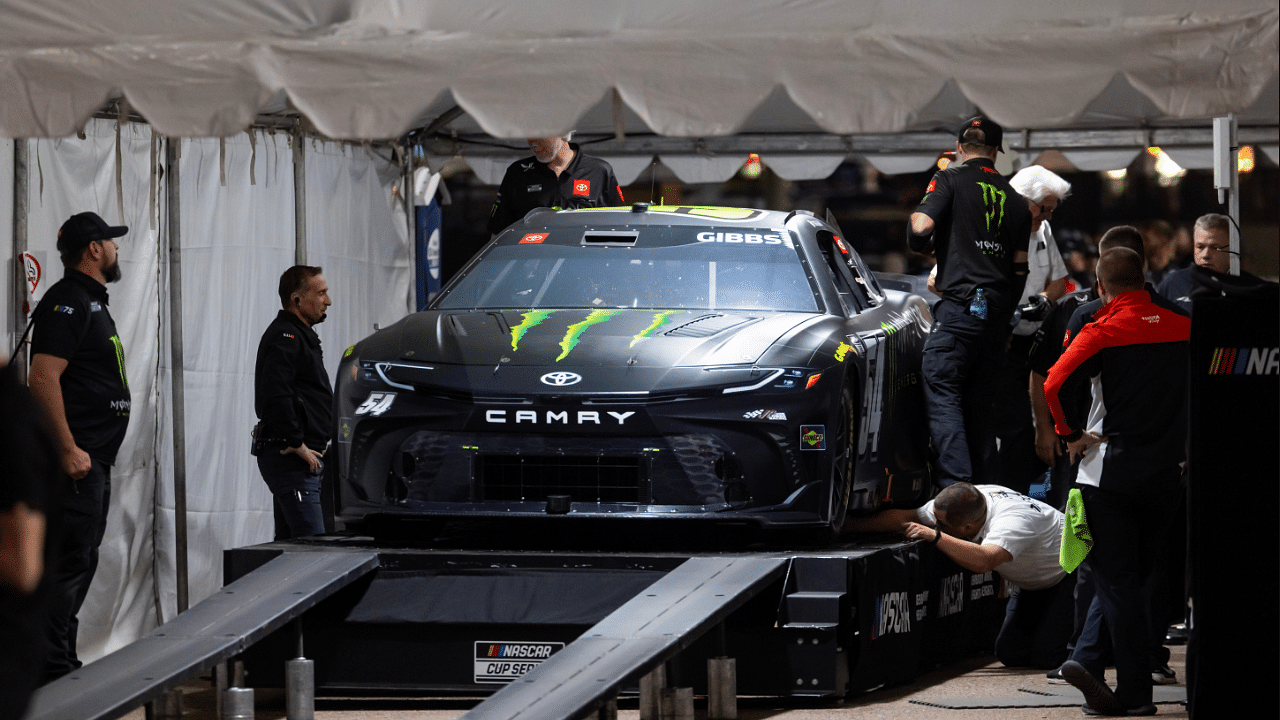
511, 309, 559, 351
558, 310, 620, 361
110, 334, 129, 390
631, 310, 681, 347
977, 182, 1006, 232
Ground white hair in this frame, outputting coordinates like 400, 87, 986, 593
1010, 165, 1072, 203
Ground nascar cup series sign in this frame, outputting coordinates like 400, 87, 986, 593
475, 641, 565, 683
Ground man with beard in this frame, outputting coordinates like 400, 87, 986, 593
253, 266, 333, 539
28, 211, 132, 681
488, 134, 626, 235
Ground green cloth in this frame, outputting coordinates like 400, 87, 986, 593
1060, 488, 1093, 573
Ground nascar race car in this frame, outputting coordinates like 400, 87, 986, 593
335, 205, 932, 534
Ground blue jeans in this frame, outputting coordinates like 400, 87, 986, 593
922, 299, 1010, 486
257, 451, 326, 540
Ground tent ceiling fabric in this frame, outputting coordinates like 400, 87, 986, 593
0, 1, 1275, 141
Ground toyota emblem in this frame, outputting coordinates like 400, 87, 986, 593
541, 371, 582, 386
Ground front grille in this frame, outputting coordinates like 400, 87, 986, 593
478, 454, 643, 503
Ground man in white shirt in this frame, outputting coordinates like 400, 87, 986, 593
846, 482, 1074, 669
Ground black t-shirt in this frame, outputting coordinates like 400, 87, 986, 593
29, 271, 131, 464
488, 143, 626, 234
254, 310, 334, 449
912, 157, 1033, 316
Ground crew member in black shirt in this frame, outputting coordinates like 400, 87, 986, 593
488, 135, 625, 235
908, 117, 1032, 488
28, 211, 131, 681
254, 266, 333, 539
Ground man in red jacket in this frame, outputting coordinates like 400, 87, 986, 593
1044, 247, 1190, 716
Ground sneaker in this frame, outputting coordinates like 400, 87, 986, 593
1061, 660, 1124, 716
1152, 663, 1177, 685
1047, 666, 1069, 685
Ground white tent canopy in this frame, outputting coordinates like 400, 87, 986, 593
2, 0, 1275, 143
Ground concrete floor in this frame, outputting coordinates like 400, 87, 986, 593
122, 643, 1188, 720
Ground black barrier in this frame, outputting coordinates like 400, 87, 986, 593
1185, 278, 1279, 719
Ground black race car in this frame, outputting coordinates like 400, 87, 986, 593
335, 205, 932, 534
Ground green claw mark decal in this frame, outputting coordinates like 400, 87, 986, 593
511, 309, 559, 351
110, 335, 129, 390
558, 310, 620, 361
631, 310, 681, 347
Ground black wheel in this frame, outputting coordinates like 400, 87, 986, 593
827, 384, 856, 536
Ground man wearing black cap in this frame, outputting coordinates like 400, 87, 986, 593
908, 117, 1033, 488
27, 211, 131, 681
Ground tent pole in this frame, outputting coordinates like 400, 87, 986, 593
12, 140, 28, 383
293, 129, 307, 265
1228, 113, 1240, 276
165, 137, 190, 613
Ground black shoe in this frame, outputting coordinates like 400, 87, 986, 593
1082, 702, 1157, 716
1047, 666, 1068, 684
1062, 660, 1123, 715
1151, 663, 1177, 685
1165, 623, 1188, 645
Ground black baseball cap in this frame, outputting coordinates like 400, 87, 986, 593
57, 212, 128, 256
957, 116, 1004, 152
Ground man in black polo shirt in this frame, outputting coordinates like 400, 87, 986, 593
488, 135, 626, 235
28, 211, 131, 681
253, 266, 333, 540
908, 117, 1032, 489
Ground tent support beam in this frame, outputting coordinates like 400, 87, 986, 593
165, 137, 190, 613
293, 131, 307, 265
11, 140, 28, 382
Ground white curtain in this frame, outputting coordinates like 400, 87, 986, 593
25, 120, 164, 658
153, 131, 298, 624
302, 139, 414, 382
16, 121, 413, 665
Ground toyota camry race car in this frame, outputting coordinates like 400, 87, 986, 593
335, 205, 932, 535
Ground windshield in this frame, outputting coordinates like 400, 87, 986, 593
438, 230, 819, 312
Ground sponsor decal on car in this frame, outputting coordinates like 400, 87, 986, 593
1209, 346, 1279, 375
743, 409, 787, 420
474, 641, 564, 684
695, 231, 784, 245
511, 309, 559, 351
834, 342, 852, 362
800, 425, 825, 450
558, 309, 620, 361
631, 310, 682, 347
355, 391, 396, 416
540, 371, 582, 387
337, 417, 353, 443
343, 345, 355, 358
520, 233, 549, 244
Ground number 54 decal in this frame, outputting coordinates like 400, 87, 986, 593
356, 392, 397, 416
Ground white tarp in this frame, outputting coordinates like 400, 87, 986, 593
13, 120, 412, 663
0, 1, 1274, 141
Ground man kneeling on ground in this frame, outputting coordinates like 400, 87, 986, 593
845, 482, 1073, 669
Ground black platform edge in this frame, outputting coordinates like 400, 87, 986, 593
908, 685, 1187, 709
24, 550, 379, 720
460, 555, 789, 720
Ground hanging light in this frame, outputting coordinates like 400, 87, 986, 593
1147, 147, 1185, 184
1238, 145, 1255, 173
740, 153, 762, 180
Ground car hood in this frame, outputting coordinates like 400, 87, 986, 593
362, 309, 823, 394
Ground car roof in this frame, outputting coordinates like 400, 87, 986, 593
516, 205, 798, 230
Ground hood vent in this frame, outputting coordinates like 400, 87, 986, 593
665, 314, 752, 338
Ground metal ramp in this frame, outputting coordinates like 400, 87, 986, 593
461, 555, 789, 720
23, 550, 379, 720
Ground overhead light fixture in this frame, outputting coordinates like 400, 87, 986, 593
740, 153, 762, 180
